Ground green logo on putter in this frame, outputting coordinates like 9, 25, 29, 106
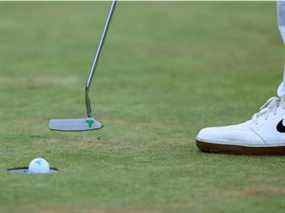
86, 119, 94, 128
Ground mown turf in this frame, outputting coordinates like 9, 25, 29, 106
0, 1, 285, 213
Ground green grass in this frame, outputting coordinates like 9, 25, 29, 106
0, 1, 284, 212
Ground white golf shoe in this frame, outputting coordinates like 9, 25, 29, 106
196, 73, 285, 155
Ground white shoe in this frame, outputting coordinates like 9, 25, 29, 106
196, 72, 285, 155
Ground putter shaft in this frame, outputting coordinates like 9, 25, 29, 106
85, 0, 117, 117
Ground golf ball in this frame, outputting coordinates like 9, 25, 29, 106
28, 157, 50, 174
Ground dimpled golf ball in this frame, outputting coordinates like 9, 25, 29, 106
28, 157, 50, 174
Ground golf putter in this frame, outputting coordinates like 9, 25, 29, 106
49, 0, 117, 131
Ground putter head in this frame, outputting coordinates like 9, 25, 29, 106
48, 117, 103, 132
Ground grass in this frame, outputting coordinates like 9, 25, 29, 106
0, 1, 284, 212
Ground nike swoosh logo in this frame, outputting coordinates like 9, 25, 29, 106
277, 119, 285, 133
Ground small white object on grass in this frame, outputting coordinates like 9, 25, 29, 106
28, 157, 50, 174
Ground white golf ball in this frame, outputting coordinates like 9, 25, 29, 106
28, 157, 50, 174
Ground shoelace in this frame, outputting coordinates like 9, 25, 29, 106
252, 97, 285, 125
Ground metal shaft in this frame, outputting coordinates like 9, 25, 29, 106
85, 0, 117, 117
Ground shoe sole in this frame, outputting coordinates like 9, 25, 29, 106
196, 140, 285, 155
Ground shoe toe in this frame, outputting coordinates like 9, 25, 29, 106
196, 126, 263, 146
196, 127, 221, 142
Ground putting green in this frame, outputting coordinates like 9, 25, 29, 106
0, 1, 284, 213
